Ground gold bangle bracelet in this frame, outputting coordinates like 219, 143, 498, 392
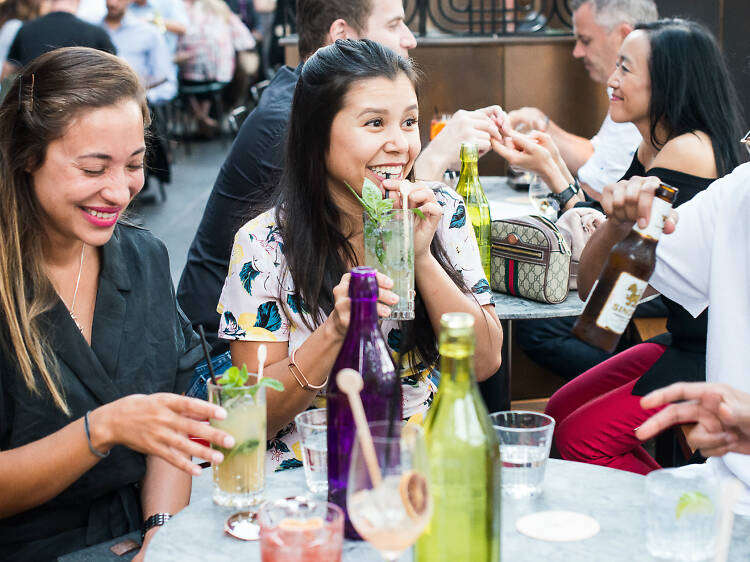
288, 347, 328, 391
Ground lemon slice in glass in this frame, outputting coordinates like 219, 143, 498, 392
675, 491, 714, 519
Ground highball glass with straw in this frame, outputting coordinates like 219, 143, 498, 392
207, 382, 266, 508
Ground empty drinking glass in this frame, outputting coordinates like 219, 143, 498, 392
295, 408, 328, 497
490, 410, 555, 498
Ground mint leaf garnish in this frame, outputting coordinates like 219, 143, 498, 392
346, 179, 426, 224
362, 178, 384, 211
216, 363, 284, 399
255, 377, 284, 393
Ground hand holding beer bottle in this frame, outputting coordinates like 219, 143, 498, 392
599, 176, 679, 234
573, 176, 678, 352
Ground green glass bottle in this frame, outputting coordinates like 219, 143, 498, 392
455, 142, 491, 280
416, 313, 501, 562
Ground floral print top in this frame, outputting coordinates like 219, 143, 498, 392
217, 184, 493, 471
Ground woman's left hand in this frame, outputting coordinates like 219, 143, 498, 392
382, 179, 443, 260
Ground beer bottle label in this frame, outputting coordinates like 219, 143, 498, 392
595, 272, 648, 334
633, 196, 673, 240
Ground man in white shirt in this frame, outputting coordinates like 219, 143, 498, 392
579, 160, 750, 513
508, 0, 656, 198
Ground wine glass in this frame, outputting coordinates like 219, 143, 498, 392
347, 421, 432, 561
528, 176, 558, 219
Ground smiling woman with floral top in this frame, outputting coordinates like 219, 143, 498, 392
217, 39, 503, 471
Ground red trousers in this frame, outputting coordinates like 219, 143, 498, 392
544, 343, 667, 475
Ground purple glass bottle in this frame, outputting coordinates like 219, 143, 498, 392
327, 266, 402, 539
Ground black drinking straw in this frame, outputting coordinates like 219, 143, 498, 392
197, 325, 220, 405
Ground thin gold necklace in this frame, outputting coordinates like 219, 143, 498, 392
69, 243, 86, 332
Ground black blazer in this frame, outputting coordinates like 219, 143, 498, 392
0, 224, 203, 561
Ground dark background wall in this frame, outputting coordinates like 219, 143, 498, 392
656, 0, 749, 128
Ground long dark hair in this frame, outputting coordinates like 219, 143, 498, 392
274, 38, 468, 370
636, 18, 746, 175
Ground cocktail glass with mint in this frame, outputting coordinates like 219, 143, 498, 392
351, 178, 421, 321
363, 208, 415, 320
207, 366, 282, 508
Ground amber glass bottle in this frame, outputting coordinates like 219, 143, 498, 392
572, 184, 678, 352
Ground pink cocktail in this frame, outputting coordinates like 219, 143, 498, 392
259, 498, 343, 562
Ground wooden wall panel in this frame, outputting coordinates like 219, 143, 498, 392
503, 43, 609, 139
410, 44, 506, 174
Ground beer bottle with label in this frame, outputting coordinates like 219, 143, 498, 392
571, 183, 678, 352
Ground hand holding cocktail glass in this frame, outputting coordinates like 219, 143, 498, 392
381, 179, 442, 255
93, 393, 233, 476
328, 270, 401, 332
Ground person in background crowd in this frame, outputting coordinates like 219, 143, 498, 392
0, 47, 231, 561
217, 38, 502, 469
504, 0, 659, 383
128, 0, 187, 57
176, 0, 508, 385
253, 0, 274, 78
545, 19, 746, 475
102, 0, 176, 201
1, 0, 115, 78
178, 0, 255, 136
102, 0, 176, 104
508, 0, 657, 198
0, 0, 46, 71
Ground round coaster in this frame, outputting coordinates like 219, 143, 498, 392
516, 510, 600, 542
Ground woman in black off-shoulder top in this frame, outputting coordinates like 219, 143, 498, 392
544, 18, 747, 474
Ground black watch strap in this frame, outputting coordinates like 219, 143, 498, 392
548, 178, 581, 209
142, 513, 172, 541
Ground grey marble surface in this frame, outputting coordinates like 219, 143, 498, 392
145, 459, 750, 561
492, 290, 585, 320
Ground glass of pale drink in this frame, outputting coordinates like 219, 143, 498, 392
490, 410, 555, 498
363, 209, 415, 320
646, 467, 718, 561
207, 381, 266, 508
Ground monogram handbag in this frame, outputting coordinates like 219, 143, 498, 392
490, 215, 572, 304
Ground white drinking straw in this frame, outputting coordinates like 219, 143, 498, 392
713, 477, 743, 562
256, 344, 267, 383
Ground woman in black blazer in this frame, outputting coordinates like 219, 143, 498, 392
0, 48, 232, 560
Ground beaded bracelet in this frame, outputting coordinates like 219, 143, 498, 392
288, 348, 328, 391
84, 410, 110, 459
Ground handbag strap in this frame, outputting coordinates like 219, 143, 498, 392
532, 215, 572, 256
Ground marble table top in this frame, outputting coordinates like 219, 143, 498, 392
145, 460, 750, 561
492, 290, 585, 320
481, 175, 538, 220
